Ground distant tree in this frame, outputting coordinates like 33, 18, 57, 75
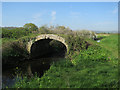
23, 23, 38, 31
56, 26, 66, 30
49, 25, 55, 30
39, 26, 52, 34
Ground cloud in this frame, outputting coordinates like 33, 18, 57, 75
50, 11, 56, 24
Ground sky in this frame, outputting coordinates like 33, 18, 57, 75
2, 2, 118, 31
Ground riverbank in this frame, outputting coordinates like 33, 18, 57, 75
7, 34, 118, 88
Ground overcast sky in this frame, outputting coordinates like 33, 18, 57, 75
2, 2, 118, 31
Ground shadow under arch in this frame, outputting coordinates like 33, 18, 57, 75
30, 39, 67, 59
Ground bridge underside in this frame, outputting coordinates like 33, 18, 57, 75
30, 39, 67, 59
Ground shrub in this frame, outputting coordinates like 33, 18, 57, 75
23, 23, 38, 31
72, 45, 114, 65
2, 41, 29, 64
2, 28, 32, 39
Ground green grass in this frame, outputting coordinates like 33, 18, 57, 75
0, 38, 2, 47
11, 44, 118, 88
98, 34, 118, 58
2, 38, 17, 45
38, 46, 118, 88
86, 34, 118, 58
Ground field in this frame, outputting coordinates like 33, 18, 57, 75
98, 34, 118, 58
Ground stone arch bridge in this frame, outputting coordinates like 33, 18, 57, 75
26, 34, 68, 56
24, 33, 96, 58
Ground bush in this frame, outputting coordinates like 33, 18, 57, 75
38, 26, 53, 34
72, 45, 114, 65
2, 41, 29, 64
2, 28, 32, 39
65, 35, 88, 58
23, 23, 38, 31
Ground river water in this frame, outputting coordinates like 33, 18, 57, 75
2, 57, 63, 88
97, 40, 101, 42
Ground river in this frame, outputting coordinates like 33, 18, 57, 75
2, 57, 63, 88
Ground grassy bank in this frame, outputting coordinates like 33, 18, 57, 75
98, 34, 118, 58
11, 45, 118, 88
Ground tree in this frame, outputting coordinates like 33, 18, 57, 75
23, 23, 38, 31
39, 26, 51, 34
56, 26, 66, 30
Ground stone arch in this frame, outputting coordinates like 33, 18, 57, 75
27, 34, 68, 54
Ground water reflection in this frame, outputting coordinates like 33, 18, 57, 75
97, 40, 101, 42
2, 58, 63, 88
